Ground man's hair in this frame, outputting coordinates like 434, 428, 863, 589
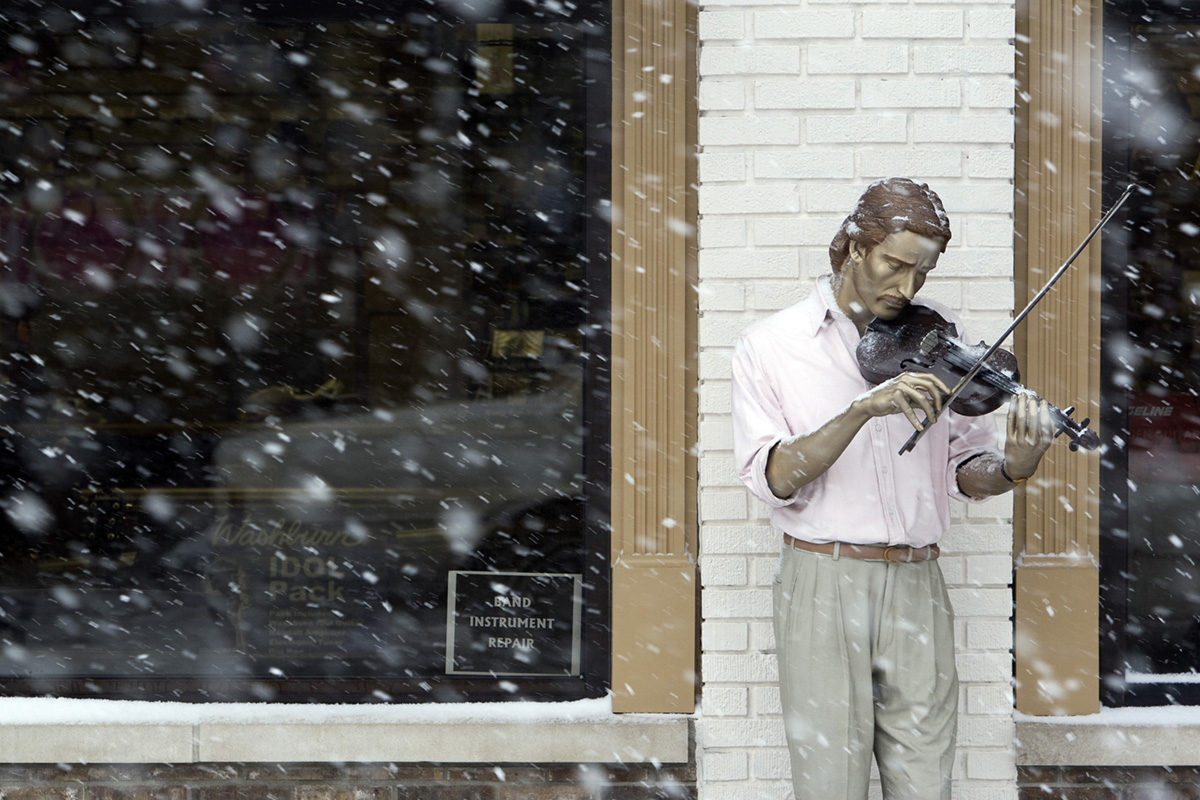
828, 178, 952, 273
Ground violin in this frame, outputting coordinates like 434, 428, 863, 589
855, 304, 1100, 452
853, 181, 1138, 456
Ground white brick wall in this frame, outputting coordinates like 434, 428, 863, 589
695, 3, 1018, 798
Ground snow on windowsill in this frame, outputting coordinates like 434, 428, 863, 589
1016, 706, 1200, 726
1016, 707, 1200, 766
0, 694, 640, 726
0, 695, 693, 764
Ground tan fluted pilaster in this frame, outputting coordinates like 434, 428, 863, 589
1013, 0, 1103, 716
609, 0, 697, 713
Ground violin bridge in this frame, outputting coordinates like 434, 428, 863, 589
919, 330, 939, 356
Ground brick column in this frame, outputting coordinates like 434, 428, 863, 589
695, 2, 1019, 797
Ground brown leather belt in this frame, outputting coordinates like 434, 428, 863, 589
784, 535, 940, 563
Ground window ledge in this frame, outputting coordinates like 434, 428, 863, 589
0, 698, 691, 764
1017, 708, 1200, 766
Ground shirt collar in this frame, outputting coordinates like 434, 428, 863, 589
799, 273, 846, 337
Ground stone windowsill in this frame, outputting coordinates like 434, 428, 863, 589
0, 698, 692, 764
1017, 709, 1200, 766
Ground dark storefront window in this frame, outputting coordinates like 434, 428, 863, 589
1102, 0, 1200, 705
0, 1, 610, 702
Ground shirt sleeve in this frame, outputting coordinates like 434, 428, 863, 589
943, 408, 1001, 503
731, 334, 815, 509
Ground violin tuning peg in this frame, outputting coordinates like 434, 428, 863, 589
1079, 417, 1090, 429
1063, 406, 1075, 417
1069, 441, 1079, 452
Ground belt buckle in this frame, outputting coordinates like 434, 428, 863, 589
883, 546, 910, 563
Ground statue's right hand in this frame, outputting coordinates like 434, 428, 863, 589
854, 372, 950, 431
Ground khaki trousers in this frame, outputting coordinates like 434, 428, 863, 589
773, 544, 958, 800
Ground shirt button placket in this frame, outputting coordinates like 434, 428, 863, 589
876, 422, 901, 543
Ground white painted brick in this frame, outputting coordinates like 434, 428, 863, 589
956, 652, 1012, 683
696, 5, 1020, 795
750, 555, 778, 587
752, 216, 840, 247
861, 77, 962, 108
862, 9, 963, 39
949, 587, 1012, 617
958, 715, 1015, 748
699, 247, 800, 280
700, 355, 735, 389
700, 487, 748, 521
702, 554, 749, 586
703, 524, 779, 555
935, 183, 1015, 213
964, 278, 1014, 310
699, 450, 738, 487
753, 8, 854, 39
857, 146, 963, 178
699, 184, 801, 216
968, 77, 1016, 108
934, 247, 1013, 276
703, 0, 806, 6
703, 620, 750, 652
754, 78, 855, 110
913, 113, 1013, 144
914, 45, 1014, 75
966, 748, 1017, 781
699, 10, 747, 42
968, 8, 1017, 40
801, 247, 837, 278
699, 81, 747, 112
963, 215, 1014, 247
702, 748, 750, 781
702, 685, 750, 717
968, 312, 1022, 345
702, 718, 787, 749
966, 618, 1014, 651
807, 114, 907, 144
699, 380, 732, 414
700, 116, 801, 146
965, 490, 1014, 520
698, 280, 747, 312
803, 183, 876, 213
948, 785, 1018, 800
751, 747, 791, 780
749, 619, 775, 651
698, 151, 747, 182
939, 554, 966, 585
807, 43, 907, 75
748, 279, 807, 312
967, 683, 1014, 715
699, 416, 735, 451
699, 217, 748, 249
702, 587, 774, 620
700, 45, 801, 76
967, 146, 1015, 178
751, 684, 782, 716
914, 279, 963, 311
966, 552, 1015, 585
702, 652, 779, 684
754, 150, 854, 179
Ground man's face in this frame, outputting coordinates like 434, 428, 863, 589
836, 230, 944, 326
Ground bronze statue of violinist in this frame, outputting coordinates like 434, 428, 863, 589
731, 177, 1125, 800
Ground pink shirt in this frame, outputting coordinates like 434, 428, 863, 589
732, 275, 999, 548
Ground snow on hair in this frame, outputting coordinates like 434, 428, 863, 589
828, 178, 952, 273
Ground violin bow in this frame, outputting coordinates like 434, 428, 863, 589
899, 181, 1139, 455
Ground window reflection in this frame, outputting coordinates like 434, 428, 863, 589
1106, 20, 1200, 690
0, 6, 607, 700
